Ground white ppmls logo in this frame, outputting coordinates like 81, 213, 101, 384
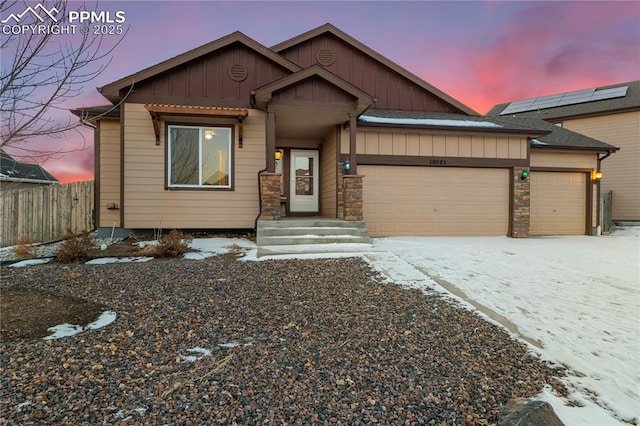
1, 3, 59, 24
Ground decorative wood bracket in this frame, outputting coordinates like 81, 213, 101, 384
144, 104, 249, 146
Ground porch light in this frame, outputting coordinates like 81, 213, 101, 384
343, 160, 350, 174
274, 150, 283, 161
591, 170, 603, 181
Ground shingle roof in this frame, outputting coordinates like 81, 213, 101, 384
0, 150, 59, 184
486, 80, 640, 120
359, 110, 618, 151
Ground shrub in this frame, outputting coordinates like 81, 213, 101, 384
12, 237, 37, 259
156, 229, 193, 257
55, 232, 94, 262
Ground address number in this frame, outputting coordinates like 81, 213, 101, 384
429, 159, 447, 165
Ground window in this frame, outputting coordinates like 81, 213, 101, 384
168, 125, 232, 188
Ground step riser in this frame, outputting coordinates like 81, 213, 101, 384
256, 219, 372, 248
257, 219, 368, 229
259, 236, 372, 246
258, 227, 370, 237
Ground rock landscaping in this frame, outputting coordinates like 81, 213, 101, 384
0, 255, 566, 425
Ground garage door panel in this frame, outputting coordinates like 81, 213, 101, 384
530, 172, 586, 235
362, 166, 509, 237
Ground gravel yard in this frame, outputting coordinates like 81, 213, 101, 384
0, 256, 565, 425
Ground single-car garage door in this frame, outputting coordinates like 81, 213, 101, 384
530, 172, 587, 235
361, 166, 509, 237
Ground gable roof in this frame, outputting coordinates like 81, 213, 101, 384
0, 150, 59, 184
252, 64, 375, 112
271, 23, 479, 116
357, 110, 618, 152
99, 31, 302, 103
486, 80, 640, 120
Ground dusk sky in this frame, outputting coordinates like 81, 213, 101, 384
2, 0, 639, 183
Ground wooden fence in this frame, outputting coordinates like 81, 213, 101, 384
1, 181, 94, 247
601, 190, 613, 234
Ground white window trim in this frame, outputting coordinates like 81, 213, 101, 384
167, 124, 232, 189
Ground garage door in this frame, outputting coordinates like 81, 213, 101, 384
361, 166, 509, 237
530, 172, 587, 235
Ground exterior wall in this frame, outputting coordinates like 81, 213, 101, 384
561, 111, 640, 221
130, 44, 290, 107
320, 127, 337, 217
342, 129, 528, 160
98, 118, 121, 227
277, 34, 460, 113
122, 103, 265, 229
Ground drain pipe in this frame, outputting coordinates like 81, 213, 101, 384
595, 149, 616, 234
251, 91, 268, 229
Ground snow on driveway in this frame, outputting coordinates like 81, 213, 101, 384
367, 228, 640, 425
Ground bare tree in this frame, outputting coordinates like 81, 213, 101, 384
0, 0, 127, 161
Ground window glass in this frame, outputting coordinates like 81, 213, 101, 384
169, 125, 231, 188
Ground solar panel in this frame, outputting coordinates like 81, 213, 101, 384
500, 86, 629, 115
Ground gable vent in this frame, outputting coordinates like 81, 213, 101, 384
229, 64, 248, 82
316, 48, 335, 66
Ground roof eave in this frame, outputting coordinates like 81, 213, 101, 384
357, 121, 550, 136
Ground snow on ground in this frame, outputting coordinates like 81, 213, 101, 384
367, 228, 639, 425
43, 311, 117, 340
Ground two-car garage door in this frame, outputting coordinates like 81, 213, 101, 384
361, 166, 509, 237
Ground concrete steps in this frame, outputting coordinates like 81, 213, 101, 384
256, 218, 372, 257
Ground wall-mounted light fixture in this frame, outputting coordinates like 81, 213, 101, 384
274, 150, 283, 161
591, 170, 603, 181
520, 169, 529, 180
72, 194, 79, 205
343, 160, 351, 175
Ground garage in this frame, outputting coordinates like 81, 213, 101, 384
361, 166, 510, 237
530, 171, 587, 235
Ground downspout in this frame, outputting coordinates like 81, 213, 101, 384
251, 91, 268, 229
595, 150, 614, 234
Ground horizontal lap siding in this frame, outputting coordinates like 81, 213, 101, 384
530, 150, 597, 169
351, 130, 527, 159
321, 128, 337, 217
562, 112, 640, 221
362, 166, 509, 236
99, 119, 121, 227
123, 104, 264, 229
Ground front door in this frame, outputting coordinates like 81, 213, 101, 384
289, 149, 319, 213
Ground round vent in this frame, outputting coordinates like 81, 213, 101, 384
229, 64, 248, 82
316, 48, 335, 66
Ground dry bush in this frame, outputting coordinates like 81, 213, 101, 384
55, 232, 94, 262
156, 229, 193, 257
12, 237, 37, 259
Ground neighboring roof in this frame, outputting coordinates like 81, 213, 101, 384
487, 80, 640, 120
359, 110, 618, 152
0, 150, 59, 184
99, 31, 302, 102
271, 23, 479, 116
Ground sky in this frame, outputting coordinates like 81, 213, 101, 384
7, 227, 640, 424
2, 0, 639, 183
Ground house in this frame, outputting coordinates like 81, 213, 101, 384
0, 149, 59, 190
488, 81, 639, 224
74, 23, 617, 244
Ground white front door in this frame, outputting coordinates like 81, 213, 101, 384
290, 149, 319, 212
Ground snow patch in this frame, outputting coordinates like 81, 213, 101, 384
359, 115, 503, 128
42, 310, 117, 340
8, 258, 52, 267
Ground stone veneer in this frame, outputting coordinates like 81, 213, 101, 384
340, 175, 364, 221
512, 167, 530, 238
259, 173, 282, 220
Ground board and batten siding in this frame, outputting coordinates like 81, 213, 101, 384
98, 118, 121, 227
341, 129, 528, 160
320, 127, 337, 218
122, 103, 265, 229
560, 111, 640, 221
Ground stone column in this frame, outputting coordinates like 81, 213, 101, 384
512, 167, 530, 238
259, 173, 282, 220
342, 175, 364, 221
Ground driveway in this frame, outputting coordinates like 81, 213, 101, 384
365, 227, 640, 425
